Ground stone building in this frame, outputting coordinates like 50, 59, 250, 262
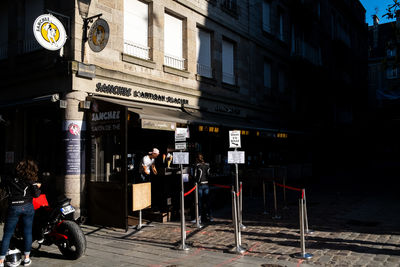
0, 0, 367, 228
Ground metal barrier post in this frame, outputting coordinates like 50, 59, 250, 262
272, 181, 281, 219
239, 181, 246, 230
262, 178, 268, 215
177, 164, 189, 251
230, 190, 245, 254
282, 172, 288, 210
292, 199, 313, 259
192, 182, 202, 228
303, 189, 313, 234
138, 209, 143, 229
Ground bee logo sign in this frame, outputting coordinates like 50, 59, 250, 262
33, 14, 67, 51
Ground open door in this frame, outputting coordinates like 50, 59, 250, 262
87, 100, 128, 229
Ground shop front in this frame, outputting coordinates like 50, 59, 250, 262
85, 94, 293, 229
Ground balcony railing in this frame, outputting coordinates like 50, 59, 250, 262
292, 39, 321, 65
197, 63, 213, 78
222, 72, 235, 85
262, 24, 272, 33
0, 43, 7, 60
164, 54, 185, 70
124, 40, 150, 60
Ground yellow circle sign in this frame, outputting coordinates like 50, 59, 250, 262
33, 14, 67, 51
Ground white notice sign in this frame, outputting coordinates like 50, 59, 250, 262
228, 151, 245, 164
175, 142, 187, 150
173, 152, 189, 165
229, 130, 241, 148
175, 128, 187, 142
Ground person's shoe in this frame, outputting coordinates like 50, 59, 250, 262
23, 258, 31, 266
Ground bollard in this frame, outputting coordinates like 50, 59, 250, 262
239, 181, 246, 230
230, 190, 245, 254
302, 189, 313, 234
262, 179, 269, 215
292, 199, 313, 259
192, 182, 202, 229
272, 181, 281, 219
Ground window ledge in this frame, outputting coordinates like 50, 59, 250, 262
122, 53, 156, 69
196, 74, 217, 86
222, 81, 239, 91
163, 65, 190, 78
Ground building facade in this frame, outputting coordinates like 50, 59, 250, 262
0, 0, 367, 228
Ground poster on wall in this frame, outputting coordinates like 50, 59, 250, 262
64, 120, 86, 175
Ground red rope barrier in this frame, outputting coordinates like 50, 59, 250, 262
184, 185, 197, 197
275, 182, 301, 192
210, 184, 231, 189
236, 183, 243, 197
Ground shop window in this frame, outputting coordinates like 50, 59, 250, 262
196, 28, 213, 78
164, 13, 185, 70
222, 39, 235, 85
21, 0, 43, 53
262, 1, 271, 33
124, 0, 150, 60
90, 134, 122, 182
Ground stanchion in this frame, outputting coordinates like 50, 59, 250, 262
282, 172, 288, 210
272, 181, 281, 219
229, 190, 245, 254
192, 182, 202, 229
262, 178, 269, 215
292, 198, 313, 259
239, 182, 246, 230
302, 189, 313, 234
176, 164, 189, 251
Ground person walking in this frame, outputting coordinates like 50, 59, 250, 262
194, 153, 213, 222
0, 159, 41, 267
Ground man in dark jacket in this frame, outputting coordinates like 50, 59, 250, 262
194, 153, 213, 222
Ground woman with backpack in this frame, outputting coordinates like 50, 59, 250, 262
0, 159, 41, 267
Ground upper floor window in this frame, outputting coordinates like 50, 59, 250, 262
164, 13, 185, 70
196, 28, 212, 78
387, 66, 399, 79
222, 39, 235, 85
262, 1, 271, 33
263, 61, 272, 93
0, 1, 8, 59
124, 0, 150, 60
222, 0, 237, 11
387, 48, 396, 57
278, 11, 284, 41
22, 0, 43, 53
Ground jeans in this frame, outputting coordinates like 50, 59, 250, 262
198, 184, 211, 218
0, 202, 34, 258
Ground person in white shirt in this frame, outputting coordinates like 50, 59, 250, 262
139, 148, 159, 182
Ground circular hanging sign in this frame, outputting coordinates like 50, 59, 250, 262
88, 18, 110, 52
33, 14, 67, 51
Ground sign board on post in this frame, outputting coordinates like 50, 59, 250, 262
175, 142, 187, 150
173, 152, 189, 165
175, 128, 187, 142
228, 151, 245, 164
132, 182, 151, 211
229, 130, 241, 148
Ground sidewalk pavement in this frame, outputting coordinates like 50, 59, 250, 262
1, 185, 400, 267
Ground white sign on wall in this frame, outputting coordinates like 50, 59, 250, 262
33, 14, 67, 51
229, 130, 241, 148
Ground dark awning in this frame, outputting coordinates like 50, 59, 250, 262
91, 95, 292, 133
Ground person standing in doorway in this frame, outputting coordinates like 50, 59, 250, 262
139, 148, 160, 182
194, 153, 213, 222
0, 159, 41, 267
